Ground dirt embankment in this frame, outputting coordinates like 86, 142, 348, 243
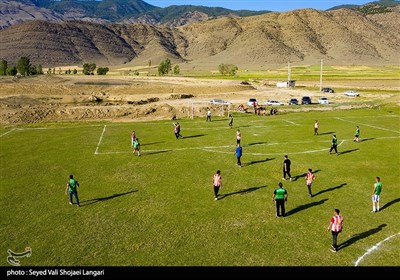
0, 75, 398, 125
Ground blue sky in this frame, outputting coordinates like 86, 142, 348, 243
144, 1, 373, 12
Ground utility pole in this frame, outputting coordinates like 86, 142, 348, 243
319, 59, 323, 91
288, 61, 291, 82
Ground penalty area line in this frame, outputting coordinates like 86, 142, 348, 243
335, 117, 400, 134
94, 136, 399, 156
199, 140, 345, 156
94, 125, 107, 155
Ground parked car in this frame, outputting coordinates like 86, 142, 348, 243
318, 97, 329, 104
264, 100, 284, 106
344, 90, 360, 97
209, 99, 231, 105
288, 98, 299, 105
321, 87, 335, 93
301, 96, 312, 104
247, 98, 258, 106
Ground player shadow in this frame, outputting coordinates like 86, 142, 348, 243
285, 198, 328, 217
337, 224, 387, 251
360, 137, 375, 142
318, 131, 335, 136
183, 134, 206, 139
242, 157, 275, 167
218, 185, 267, 200
145, 150, 171, 156
141, 141, 165, 146
246, 141, 268, 147
338, 148, 359, 155
290, 169, 321, 181
313, 183, 347, 197
380, 197, 400, 212
80, 190, 138, 206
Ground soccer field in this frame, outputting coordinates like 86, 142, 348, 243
1, 107, 399, 267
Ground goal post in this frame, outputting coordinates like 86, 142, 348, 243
189, 101, 231, 119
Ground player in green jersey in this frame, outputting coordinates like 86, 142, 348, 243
371, 176, 382, 212
65, 174, 80, 207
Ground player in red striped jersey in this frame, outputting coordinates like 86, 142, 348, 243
305, 168, 315, 197
327, 209, 344, 252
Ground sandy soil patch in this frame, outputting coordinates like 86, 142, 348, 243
0, 75, 398, 125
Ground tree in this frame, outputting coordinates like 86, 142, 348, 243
158, 59, 171, 76
83, 63, 96, 75
16, 57, 31, 76
173, 65, 180, 75
73, 69, 77, 74
37, 65, 43, 75
29, 65, 43, 75
97, 67, 109, 75
0, 59, 7, 76
218, 63, 238, 76
30, 65, 38, 75
6, 66, 17, 76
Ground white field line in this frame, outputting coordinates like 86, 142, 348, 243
96, 144, 232, 155
182, 125, 271, 130
335, 117, 400, 134
283, 120, 298, 125
22, 125, 103, 131
3, 115, 397, 134
0, 127, 53, 138
334, 115, 400, 119
96, 136, 400, 156
0, 128, 16, 138
199, 140, 345, 156
354, 232, 400, 266
0, 124, 105, 134
94, 125, 107, 155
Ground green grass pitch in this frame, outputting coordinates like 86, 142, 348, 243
1, 107, 399, 266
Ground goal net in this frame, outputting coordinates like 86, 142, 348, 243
189, 101, 232, 119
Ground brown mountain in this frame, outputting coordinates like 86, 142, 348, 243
0, 8, 399, 68
0, 0, 63, 30
0, 0, 269, 29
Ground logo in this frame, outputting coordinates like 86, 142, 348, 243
7, 247, 32, 266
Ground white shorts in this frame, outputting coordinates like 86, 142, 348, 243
372, 194, 380, 202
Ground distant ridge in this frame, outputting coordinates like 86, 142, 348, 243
1, 8, 398, 68
0, 0, 270, 29
328, 0, 399, 13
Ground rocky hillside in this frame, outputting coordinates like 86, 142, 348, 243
0, 0, 269, 29
0, 8, 399, 67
